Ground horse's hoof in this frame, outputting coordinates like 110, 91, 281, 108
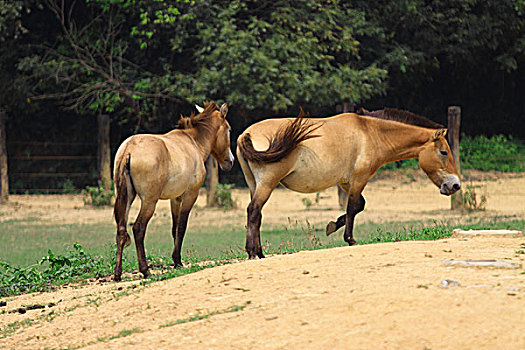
141, 270, 150, 279
113, 275, 122, 282
257, 252, 265, 259
173, 261, 183, 269
326, 221, 337, 236
347, 239, 358, 246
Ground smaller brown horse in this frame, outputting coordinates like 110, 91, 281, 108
113, 101, 234, 281
237, 108, 460, 259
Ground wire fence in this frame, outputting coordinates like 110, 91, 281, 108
7, 138, 525, 194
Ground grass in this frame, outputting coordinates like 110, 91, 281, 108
0, 215, 524, 297
159, 301, 251, 328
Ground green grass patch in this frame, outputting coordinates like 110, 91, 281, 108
1, 217, 523, 297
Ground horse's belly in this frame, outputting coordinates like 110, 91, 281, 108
280, 168, 339, 193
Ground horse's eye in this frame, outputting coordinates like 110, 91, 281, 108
439, 150, 448, 156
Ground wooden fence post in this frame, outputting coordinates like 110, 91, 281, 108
337, 102, 354, 208
97, 113, 112, 191
447, 106, 462, 210
205, 156, 218, 207
0, 109, 8, 204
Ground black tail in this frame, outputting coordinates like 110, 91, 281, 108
113, 154, 134, 225
238, 108, 321, 163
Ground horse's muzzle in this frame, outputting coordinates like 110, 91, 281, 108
220, 159, 234, 171
440, 174, 461, 195
219, 149, 235, 171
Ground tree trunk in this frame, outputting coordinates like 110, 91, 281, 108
205, 156, 219, 207
0, 109, 9, 204
337, 102, 354, 208
97, 113, 112, 191
447, 106, 462, 210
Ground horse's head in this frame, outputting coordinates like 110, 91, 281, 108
418, 129, 461, 196
203, 103, 234, 171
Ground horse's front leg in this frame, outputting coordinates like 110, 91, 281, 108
172, 189, 199, 268
326, 195, 366, 236
343, 193, 366, 245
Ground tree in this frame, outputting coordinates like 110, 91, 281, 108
163, 0, 387, 119
0, 0, 36, 203
355, 0, 525, 135
20, 0, 187, 191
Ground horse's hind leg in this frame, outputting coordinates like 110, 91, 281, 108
171, 188, 199, 268
114, 184, 136, 281
132, 199, 157, 278
326, 194, 365, 236
246, 184, 274, 259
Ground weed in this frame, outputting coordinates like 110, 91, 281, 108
60, 178, 76, 193
159, 301, 251, 328
1, 319, 35, 338
214, 184, 237, 210
82, 181, 114, 207
301, 198, 312, 209
462, 184, 487, 212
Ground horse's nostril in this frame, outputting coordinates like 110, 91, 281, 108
452, 183, 460, 191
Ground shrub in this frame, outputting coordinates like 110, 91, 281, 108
214, 183, 236, 210
461, 184, 487, 212
0, 243, 113, 296
460, 134, 525, 172
82, 181, 114, 206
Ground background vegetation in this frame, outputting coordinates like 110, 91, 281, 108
0, 0, 523, 192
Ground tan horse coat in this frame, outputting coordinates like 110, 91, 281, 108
237, 111, 460, 258
113, 102, 233, 281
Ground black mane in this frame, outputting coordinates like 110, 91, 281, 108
357, 107, 444, 129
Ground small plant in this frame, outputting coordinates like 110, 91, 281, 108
301, 197, 312, 209
60, 178, 76, 193
461, 184, 487, 212
214, 183, 237, 210
82, 181, 114, 207
314, 192, 321, 205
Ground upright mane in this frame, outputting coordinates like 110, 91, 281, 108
177, 101, 219, 130
357, 107, 444, 129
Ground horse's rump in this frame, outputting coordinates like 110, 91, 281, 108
238, 109, 322, 163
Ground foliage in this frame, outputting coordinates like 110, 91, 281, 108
460, 134, 525, 172
0, 243, 113, 296
170, 0, 387, 112
214, 183, 237, 210
82, 181, 114, 206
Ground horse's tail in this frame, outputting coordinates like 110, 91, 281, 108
113, 151, 135, 235
238, 108, 322, 163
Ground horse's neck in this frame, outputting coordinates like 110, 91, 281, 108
185, 124, 217, 160
370, 120, 431, 163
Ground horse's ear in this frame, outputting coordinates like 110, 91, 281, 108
220, 103, 228, 118
195, 104, 204, 113
433, 128, 447, 140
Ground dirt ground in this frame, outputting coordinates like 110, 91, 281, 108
1, 170, 525, 349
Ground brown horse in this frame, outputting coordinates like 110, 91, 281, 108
237, 108, 460, 259
113, 101, 234, 281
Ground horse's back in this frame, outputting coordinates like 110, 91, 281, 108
239, 114, 368, 193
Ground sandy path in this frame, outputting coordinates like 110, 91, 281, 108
1, 171, 524, 349
1, 236, 524, 349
